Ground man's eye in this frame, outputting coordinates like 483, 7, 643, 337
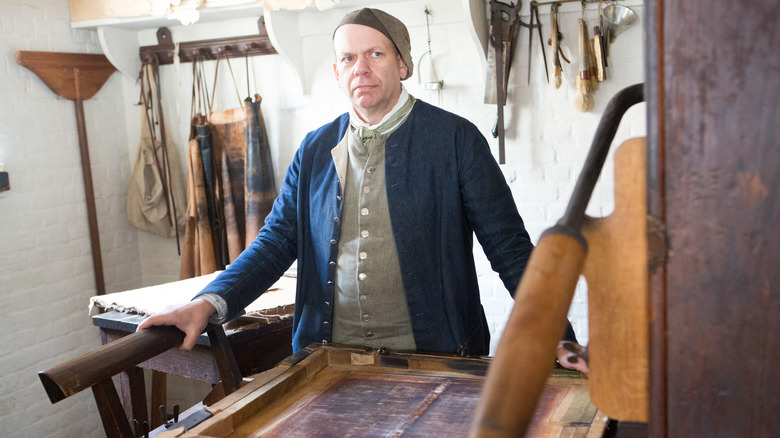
343, 56, 353, 62
371, 51, 381, 57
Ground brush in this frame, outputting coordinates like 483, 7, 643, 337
550, 4, 563, 89
574, 18, 594, 112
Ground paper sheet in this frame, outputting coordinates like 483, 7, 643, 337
89, 271, 296, 317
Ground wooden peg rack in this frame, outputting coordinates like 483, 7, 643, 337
139, 17, 277, 65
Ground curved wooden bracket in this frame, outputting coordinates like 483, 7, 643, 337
15, 51, 115, 100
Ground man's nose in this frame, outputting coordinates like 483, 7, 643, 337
352, 56, 369, 76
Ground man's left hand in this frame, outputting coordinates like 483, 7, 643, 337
556, 341, 590, 376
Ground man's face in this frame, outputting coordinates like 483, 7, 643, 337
333, 24, 408, 125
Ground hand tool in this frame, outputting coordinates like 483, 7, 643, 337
486, 0, 522, 164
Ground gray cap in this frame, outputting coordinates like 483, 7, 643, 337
334, 8, 413, 80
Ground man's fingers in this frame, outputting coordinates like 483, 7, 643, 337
136, 315, 159, 332
134, 300, 215, 350
136, 312, 174, 332
180, 332, 200, 351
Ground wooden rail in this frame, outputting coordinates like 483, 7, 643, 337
39, 325, 185, 404
39, 324, 242, 438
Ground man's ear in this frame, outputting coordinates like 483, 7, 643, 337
333, 62, 340, 81
398, 54, 408, 80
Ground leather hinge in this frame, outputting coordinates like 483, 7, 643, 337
647, 214, 667, 274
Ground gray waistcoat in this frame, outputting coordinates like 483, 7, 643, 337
330, 97, 417, 351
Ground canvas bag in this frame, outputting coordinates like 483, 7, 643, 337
127, 62, 186, 240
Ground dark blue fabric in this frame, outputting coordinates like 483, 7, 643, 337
196, 101, 575, 355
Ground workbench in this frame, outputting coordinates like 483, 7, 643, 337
88, 272, 296, 429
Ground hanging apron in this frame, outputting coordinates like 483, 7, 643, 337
180, 57, 277, 279
244, 95, 277, 247
180, 122, 218, 278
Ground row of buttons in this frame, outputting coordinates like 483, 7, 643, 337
359, 165, 375, 342
325, 190, 340, 344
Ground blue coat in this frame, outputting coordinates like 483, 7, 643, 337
197, 100, 548, 356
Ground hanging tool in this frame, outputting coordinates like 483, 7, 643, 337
593, 25, 607, 81
528, 1, 550, 84
418, 7, 444, 105
549, 2, 562, 88
485, 0, 523, 164
584, 6, 599, 94
548, 2, 570, 89
574, 18, 595, 112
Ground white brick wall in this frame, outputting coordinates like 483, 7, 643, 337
0, 0, 644, 436
0, 1, 141, 436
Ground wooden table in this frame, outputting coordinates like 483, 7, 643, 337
93, 311, 293, 429
94, 311, 293, 382
88, 273, 296, 429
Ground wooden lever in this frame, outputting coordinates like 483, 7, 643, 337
470, 84, 645, 437
39, 325, 185, 404
470, 231, 587, 437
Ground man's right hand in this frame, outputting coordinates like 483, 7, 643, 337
136, 298, 217, 351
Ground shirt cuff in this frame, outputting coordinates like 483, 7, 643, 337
195, 293, 228, 325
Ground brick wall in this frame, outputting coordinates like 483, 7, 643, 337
0, 1, 140, 436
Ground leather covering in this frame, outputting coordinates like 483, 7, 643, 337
244, 97, 277, 247
180, 131, 218, 278
180, 95, 276, 279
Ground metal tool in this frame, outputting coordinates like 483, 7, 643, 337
528, 1, 550, 84
486, 0, 523, 164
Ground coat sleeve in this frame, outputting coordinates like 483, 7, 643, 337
455, 121, 534, 294
194, 147, 302, 321
456, 121, 578, 343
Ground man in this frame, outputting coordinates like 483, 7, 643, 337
139, 8, 587, 373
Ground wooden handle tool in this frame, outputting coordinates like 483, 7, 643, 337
550, 3, 563, 89
574, 19, 595, 112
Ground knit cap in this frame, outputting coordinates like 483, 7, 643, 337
334, 8, 414, 80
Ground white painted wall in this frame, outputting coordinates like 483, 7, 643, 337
0, 0, 644, 436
